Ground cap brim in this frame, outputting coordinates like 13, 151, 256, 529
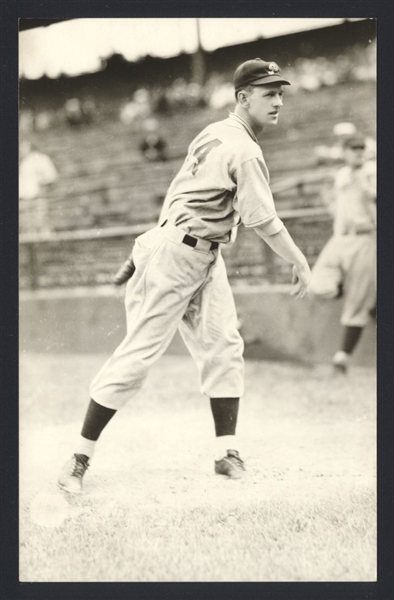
252, 75, 291, 86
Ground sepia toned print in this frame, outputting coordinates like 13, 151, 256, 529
19, 17, 376, 582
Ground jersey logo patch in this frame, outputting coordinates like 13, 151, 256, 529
187, 139, 222, 176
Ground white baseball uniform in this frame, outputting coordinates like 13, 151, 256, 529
90, 113, 284, 409
310, 159, 376, 327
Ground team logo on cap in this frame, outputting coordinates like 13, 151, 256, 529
267, 62, 279, 74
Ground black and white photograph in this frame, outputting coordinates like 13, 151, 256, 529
16, 15, 379, 584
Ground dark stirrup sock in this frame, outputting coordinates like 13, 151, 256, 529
80, 399, 117, 441
341, 326, 363, 355
210, 397, 239, 437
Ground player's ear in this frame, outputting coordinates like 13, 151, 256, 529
236, 89, 250, 107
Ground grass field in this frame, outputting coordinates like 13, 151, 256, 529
19, 352, 376, 582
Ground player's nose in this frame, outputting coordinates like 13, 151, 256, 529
273, 94, 283, 107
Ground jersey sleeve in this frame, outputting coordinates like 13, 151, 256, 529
233, 157, 283, 233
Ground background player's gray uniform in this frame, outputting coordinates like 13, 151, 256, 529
310, 158, 376, 327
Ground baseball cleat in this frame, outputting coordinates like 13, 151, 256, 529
215, 449, 245, 479
332, 350, 349, 374
57, 453, 90, 494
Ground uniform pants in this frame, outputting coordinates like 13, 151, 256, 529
90, 222, 245, 410
310, 233, 376, 327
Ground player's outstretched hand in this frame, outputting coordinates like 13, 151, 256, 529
291, 262, 312, 300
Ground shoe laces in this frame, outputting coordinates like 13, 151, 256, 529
70, 454, 89, 479
226, 450, 245, 468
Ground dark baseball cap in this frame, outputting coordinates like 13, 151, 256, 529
234, 58, 291, 90
343, 133, 366, 150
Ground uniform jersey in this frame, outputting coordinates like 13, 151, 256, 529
333, 160, 376, 236
163, 113, 283, 243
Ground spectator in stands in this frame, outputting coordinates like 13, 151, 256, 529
186, 82, 205, 108
81, 97, 97, 124
34, 110, 54, 131
139, 118, 168, 162
64, 98, 85, 127
133, 88, 152, 118
162, 78, 204, 113
64, 97, 98, 127
20, 110, 35, 135
280, 42, 375, 98
352, 41, 376, 82
153, 87, 171, 115
316, 56, 339, 87
19, 140, 58, 233
297, 58, 321, 92
208, 81, 235, 110
165, 77, 189, 110
120, 88, 152, 125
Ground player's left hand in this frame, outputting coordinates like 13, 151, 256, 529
291, 263, 312, 300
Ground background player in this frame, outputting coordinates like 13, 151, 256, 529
58, 58, 312, 493
19, 139, 58, 233
310, 132, 376, 373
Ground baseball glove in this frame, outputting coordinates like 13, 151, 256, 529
113, 252, 136, 286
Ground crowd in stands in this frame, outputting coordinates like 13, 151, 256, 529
282, 42, 376, 94
20, 97, 99, 135
20, 41, 376, 136
64, 97, 97, 127
120, 41, 377, 117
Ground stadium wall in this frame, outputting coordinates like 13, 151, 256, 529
19, 288, 376, 366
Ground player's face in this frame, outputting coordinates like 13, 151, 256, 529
344, 145, 366, 168
246, 83, 284, 129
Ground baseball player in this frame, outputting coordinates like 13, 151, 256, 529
310, 133, 376, 373
58, 58, 312, 493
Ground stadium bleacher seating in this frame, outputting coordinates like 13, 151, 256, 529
19, 79, 376, 290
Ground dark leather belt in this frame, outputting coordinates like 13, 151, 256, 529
182, 233, 219, 251
161, 220, 219, 250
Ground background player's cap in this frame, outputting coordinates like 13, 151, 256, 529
342, 133, 366, 150
333, 122, 357, 138
234, 58, 291, 90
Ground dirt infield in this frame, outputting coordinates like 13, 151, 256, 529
19, 353, 376, 582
